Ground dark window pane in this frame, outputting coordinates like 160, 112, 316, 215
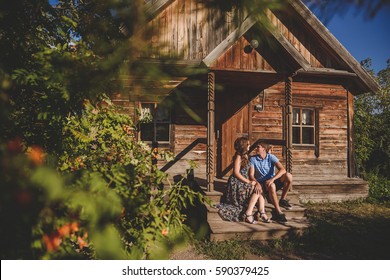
302, 109, 314, 125
293, 127, 300, 144
155, 106, 170, 122
156, 124, 170, 141
293, 108, 300, 125
302, 127, 314, 144
140, 123, 154, 141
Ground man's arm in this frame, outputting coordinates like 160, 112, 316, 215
265, 161, 286, 187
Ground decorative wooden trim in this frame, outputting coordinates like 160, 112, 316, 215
202, 15, 257, 67
287, 0, 379, 94
207, 71, 215, 191
285, 76, 293, 174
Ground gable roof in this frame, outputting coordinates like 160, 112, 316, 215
201, 0, 379, 94
286, 0, 379, 94
146, 0, 379, 94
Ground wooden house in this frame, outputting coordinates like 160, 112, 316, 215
112, 0, 379, 204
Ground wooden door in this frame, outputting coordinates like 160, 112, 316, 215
216, 101, 250, 178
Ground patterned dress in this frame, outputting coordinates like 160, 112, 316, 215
216, 163, 253, 222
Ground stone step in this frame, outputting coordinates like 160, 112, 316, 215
209, 217, 310, 241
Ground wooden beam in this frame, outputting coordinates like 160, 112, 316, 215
263, 16, 311, 71
146, 0, 175, 19
202, 15, 257, 67
207, 71, 215, 192
287, 0, 379, 94
295, 67, 357, 77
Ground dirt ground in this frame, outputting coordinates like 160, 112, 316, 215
169, 244, 208, 260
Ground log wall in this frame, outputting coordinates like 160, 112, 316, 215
250, 81, 349, 178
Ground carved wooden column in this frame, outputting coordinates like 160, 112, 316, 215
285, 76, 293, 174
207, 72, 215, 192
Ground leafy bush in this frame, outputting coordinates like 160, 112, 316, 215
365, 171, 390, 202
58, 98, 205, 259
0, 140, 125, 259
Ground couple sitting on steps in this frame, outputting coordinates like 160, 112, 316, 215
216, 137, 293, 224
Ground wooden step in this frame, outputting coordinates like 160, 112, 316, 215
204, 190, 301, 204
294, 177, 369, 202
209, 217, 310, 241
206, 202, 306, 221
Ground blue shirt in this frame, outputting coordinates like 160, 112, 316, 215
250, 153, 279, 183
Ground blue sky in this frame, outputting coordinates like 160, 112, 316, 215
314, 5, 390, 74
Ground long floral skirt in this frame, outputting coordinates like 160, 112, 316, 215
215, 174, 253, 222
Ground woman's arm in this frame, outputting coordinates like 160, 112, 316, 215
233, 155, 253, 184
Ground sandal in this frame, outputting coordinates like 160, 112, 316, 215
243, 213, 257, 224
258, 211, 271, 223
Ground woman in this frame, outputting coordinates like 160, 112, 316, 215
216, 137, 270, 223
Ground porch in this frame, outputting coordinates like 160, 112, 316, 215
194, 175, 368, 241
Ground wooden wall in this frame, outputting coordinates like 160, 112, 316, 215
147, 0, 341, 72
293, 83, 349, 178
111, 76, 350, 180
211, 36, 275, 71
250, 81, 349, 178
148, 0, 240, 61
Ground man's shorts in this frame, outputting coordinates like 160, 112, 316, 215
259, 178, 284, 194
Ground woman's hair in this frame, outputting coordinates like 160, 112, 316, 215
233, 137, 249, 167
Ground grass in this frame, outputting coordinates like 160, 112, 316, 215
191, 200, 390, 260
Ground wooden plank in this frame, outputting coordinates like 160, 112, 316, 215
146, 0, 175, 19
202, 15, 257, 67
170, 0, 178, 56
209, 218, 310, 241
189, 0, 197, 60
177, 0, 185, 57
184, 0, 191, 60
296, 67, 357, 77
196, 0, 206, 59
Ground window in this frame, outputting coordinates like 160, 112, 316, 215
139, 103, 170, 143
292, 108, 315, 145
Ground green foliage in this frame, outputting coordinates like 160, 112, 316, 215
58, 99, 206, 259
354, 59, 390, 202
194, 239, 247, 260
0, 0, 207, 259
365, 172, 390, 202
0, 140, 125, 259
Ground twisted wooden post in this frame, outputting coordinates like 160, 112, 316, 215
285, 76, 293, 174
207, 72, 215, 192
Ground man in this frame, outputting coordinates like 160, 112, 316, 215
249, 142, 293, 224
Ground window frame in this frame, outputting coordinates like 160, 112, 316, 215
292, 107, 316, 147
138, 102, 171, 145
